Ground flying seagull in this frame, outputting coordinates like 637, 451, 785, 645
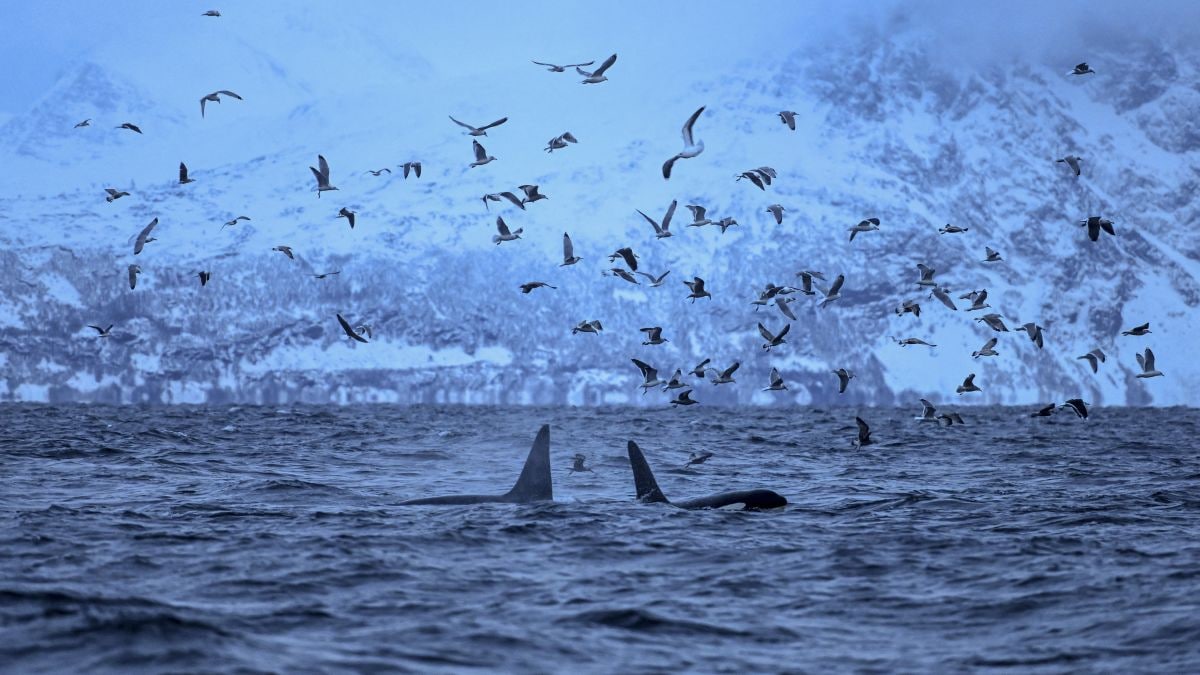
1135, 348, 1163, 378
518, 184, 547, 205
608, 247, 638, 271
222, 215, 250, 229
848, 218, 880, 241
1068, 62, 1095, 76
1057, 155, 1082, 176
577, 53, 617, 83
685, 204, 713, 227
336, 314, 369, 343
766, 204, 785, 225
819, 274, 844, 308
636, 270, 670, 287
469, 140, 496, 168
483, 191, 525, 211
309, 154, 338, 197
916, 264, 938, 287
402, 161, 422, 178
632, 359, 665, 394
956, 373, 982, 394
853, 417, 873, 447
983, 246, 1003, 262
105, 188, 130, 203
916, 399, 939, 422
178, 162, 195, 184
796, 270, 823, 296
116, 123, 142, 134
132, 217, 158, 255
939, 224, 968, 234
638, 200, 678, 239
834, 368, 854, 394
966, 290, 990, 312
1031, 404, 1056, 418
200, 90, 242, 118
684, 277, 711, 302
684, 451, 714, 468
938, 412, 966, 426
492, 216, 522, 244
127, 264, 141, 290
972, 337, 999, 358
690, 359, 711, 379
1122, 322, 1151, 336
664, 369, 686, 390
778, 110, 797, 130
572, 320, 603, 335
568, 453, 594, 474
202, 10, 220, 17
74, 119, 91, 128
561, 232, 582, 266
930, 286, 958, 311
708, 362, 739, 385
607, 268, 639, 284
520, 282, 556, 294
764, 368, 788, 391
1078, 348, 1106, 373
758, 322, 790, 351
272, 245, 294, 260
976, 313, 1010, 332
313, 270, 341, 279
337, 207, 356, 229
545, 132, 578, 152
1079, 216, 1115, 241
197, 271, 210, 287
715, 217, 739, 233
893, 337, 936, 348
670, 390, 698, 406
1062, 399, 1089, 419
532, 59, 594, 72
776, 297, 797, 320
896, 299, 921, 318
449, 115, 508, 136
1020, 322, 1045, 349
366, 168, 391, 176
640, 327, 668, 346
662, 106, 705, 179
88, 324, 113, 338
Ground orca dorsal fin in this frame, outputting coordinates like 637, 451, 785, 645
505, 424, 553, 502
626, 441, 670, 504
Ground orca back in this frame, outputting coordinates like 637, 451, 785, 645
626, 441, 670, 504
505, 424, 553, 502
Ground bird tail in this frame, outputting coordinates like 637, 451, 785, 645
492, 235, 502, 244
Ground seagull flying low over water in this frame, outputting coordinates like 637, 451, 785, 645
640, 327, 668, 345
132, 217, 158, 255
956, 373, 982, 394
638, 200, 678, 239
88, 324, 113, 338
758, 322, 790, 351
938, 411, 966, 426
1122, 322, 1151, 336
684, 277, 711, 302
1062, 399, 1089, 419
1057, 155, 1083, 176
568, 453, 594, 474
402, 162, 422, 178
449, 115, 508, 136
200, 90, 242, 117
778, 110, 797, 130
1135, 348, 1164, 378
309, 154, 338, 197
337, 207, 356, 229
690, 359, 711, 379
1078, 348, 1106, 373
470, 140, 497, 168
853, 417, 873, 447
834, 368, 854, 394
670, 390, 697, 406
1031, 404, 1056, 418
1080, 216, 1115, 241
561, 233, 582, 266
685, 451, 714, 468
662, 106, 705, 179
572, 320, 603, 335
632, 359, 665, 394
848, 218, 880, 241
545, 132, 578, 152
105, 188, 130, 203
336, 314, 369, 343
492, 216, 522, 244
577, 53, 617, 84
764, 368, 787, 391
972, 337, 999, 358
179, 162, 195, 184
532, 59, 594, 73
519, 282, 556, 294
664, 369, 686, 390
708, 362, 739, 385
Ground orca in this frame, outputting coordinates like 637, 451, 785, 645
400, 425, 553, 505
625, 441, 787, 510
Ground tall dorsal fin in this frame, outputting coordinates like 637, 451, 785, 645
505, 424, 553, 501
626, 441, 669, 504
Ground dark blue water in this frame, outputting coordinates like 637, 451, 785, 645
3, 405, 1199, 673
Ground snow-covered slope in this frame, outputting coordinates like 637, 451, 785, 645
2, 19, 1198, 406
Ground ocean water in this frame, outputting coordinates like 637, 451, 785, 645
2, 404, 1199, 673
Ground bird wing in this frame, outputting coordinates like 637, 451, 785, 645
743, 172, 765, 190
499, 192, 525, 209
828, 274, 844, 296
88, 325, 104, 334
620, 249, 638, 272
983, 337, 997, 351
472, 140, 487, 161
686, 204, 706, 221
757, 323, 774, 342
562, 132, 578, 143
217, 90, 242, 99
631, 358, 653, 379
565, 61, 593, 68
964, 373, 976, 387
480, 117, 508, 130
592, 53, 617, 76
777, 323, 791, 340
777, 299, 796, 320
179, 163, 189, 182
531, 60, 557, 67
337, 314, 367, 343
133, 217, 158, 254
563, 233, 574, 259
636, 209, 661, 234
496, 216, 511, 236
917, 263, 934, 280
1144, 348, 1155, 371
855, 416, 869, 438
932, 288, 957, 310
661, 200, 677, 231
662, 155, 679, 180
920, 399, 936, 417
977, 289, 988, 304
413, 162, 422, 177
722, 362, 740, 378
771, 368, 783, 386
200, 98, 207, 117
449, 115, 474, 130
317, 155, 330, 180
680, 106, 705, 146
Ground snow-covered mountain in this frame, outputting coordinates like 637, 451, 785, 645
2, 16, 1198, 406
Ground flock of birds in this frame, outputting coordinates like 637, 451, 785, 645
70, 16, 1161, 452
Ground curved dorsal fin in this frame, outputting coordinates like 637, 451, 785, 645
505, 425, 553, 501
626, 441, 669, 504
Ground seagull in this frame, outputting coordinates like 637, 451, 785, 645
636, 270, 670, 287
893, 337, 936, 348
685, 205, 713, 227
272, 245, 294, 260
116, 122, 142, 134
199, 90, 242, 118
1136, 348, 1164, 378
127, 264, 141, 290
664, 369, 687, 390
818, 274, 844, 308
795, 271, 823, 296
1020, 322, 1045, 349
336, 314, 369, 343
670, 390, 698, 406
916, 264, 938, 287
640, 327, 668, 345
197, 271, 210, 287
758, 322, 790, 351
662, 106, 705, 179
202, 10, 220, 17
972, 337, 999, 358
896, 299, 921, 318
632, 358, 666, 393
309, 154, 338, 197
88, 324, 113, 338
966, 290, 990, 312
930, 286, 958, 311
737, 170, 766, 190
915, 399, 938, 422
1078, 348, 1106, 373
608, 247, 638, 270
1062, 399, 1089, 419
178, 162, 195, 185
1068, 62, 1095, 76
607, 268, 639, 284
366, 168, 391, 176
469, 140, 497, 168
520, 282, 556, 294
448, 115, 508, 136
976, 313, 1010, 332
1057, 155, 1082, 176
313, 270, 341, 279
956, 373, 982, 394
776, 297, 797, 320
518, 184, 548, 204
937, 412, 966, 426
638, 200, 678, 239
74, 119, 91, 128
690, 359, 711, 379
401, 161, 422, 178
483, 192, 525, 211
337, 207, 356, 229
684, 451, 714, 468
545, 132, 578, 152
1122, 322, 1151, 336
939, 224, 968, 234
1079, 216, 1115, 241
763, 368, 788, 392
577, 53, 617, 83
222, 215, 250, 229
684, 277, 711, 302
572, 320, 603, 335
708, 362, 739, 385
105, 188, 130, 203
834, 368, 854, 394
983, 246, 1003, 262
532, 60, 594, 73
715, 217, 739, 233
1031, 404, 1057, 418
561, 233, 582, 266
568, 453, 594, 474
848, 218, 880, 241
853, 417, 873, 447
766, 204, 785, 225
492, 216, 522, 244
778, 110, 797, 130
132, 217, 158, 255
